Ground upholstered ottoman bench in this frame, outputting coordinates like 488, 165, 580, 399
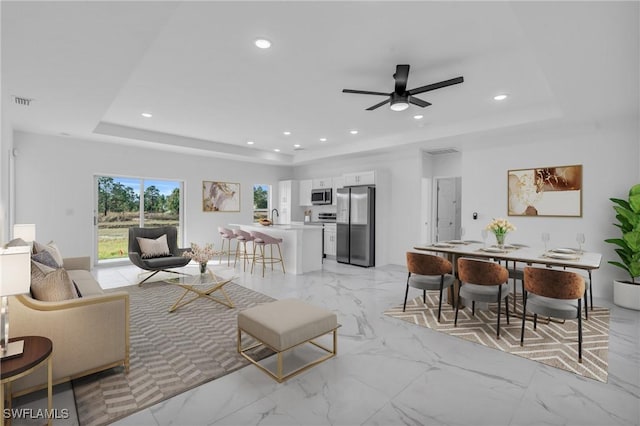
237, 299, 339, 382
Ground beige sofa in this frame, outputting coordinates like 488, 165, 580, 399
9, 256, 129, 396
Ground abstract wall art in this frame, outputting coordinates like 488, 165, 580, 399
508, 165, 582, 217
203, 181, 240, 212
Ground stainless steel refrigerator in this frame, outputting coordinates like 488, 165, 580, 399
336, 186, 375, 267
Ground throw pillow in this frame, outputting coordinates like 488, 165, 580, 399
136, 234, 171, 259
31, 250, 59, 269
33, 240, 64, 267
30, 264, 78, 301
5, 238, 29, 248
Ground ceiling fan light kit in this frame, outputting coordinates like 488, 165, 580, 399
343, 64, 463, 112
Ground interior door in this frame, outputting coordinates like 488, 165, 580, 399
435, 177, 460, 242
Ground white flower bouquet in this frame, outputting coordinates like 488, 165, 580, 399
183, 242, 216, 263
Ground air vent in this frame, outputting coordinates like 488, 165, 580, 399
12, 96, 33, 106
426, 148, 458, 155
293, 147, 305, 151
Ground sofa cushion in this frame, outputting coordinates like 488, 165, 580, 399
32, 250, 59, 269
33, 240, 64, 267
67, 269, 104, 297
30, 265, 78, 301
137, 234, 171, 259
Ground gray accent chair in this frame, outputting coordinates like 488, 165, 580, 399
128, 226, 191, 285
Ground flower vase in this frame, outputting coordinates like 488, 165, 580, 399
199, 262, 208, 274
495, 233, 506, 249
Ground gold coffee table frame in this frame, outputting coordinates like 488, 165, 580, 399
166, 268, 237, 313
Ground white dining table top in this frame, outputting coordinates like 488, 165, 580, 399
413, 241, 602, 270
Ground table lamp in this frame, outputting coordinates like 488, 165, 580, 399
13, 223, 36, 244
0, 246, 31, 359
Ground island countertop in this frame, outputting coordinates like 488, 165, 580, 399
229, 223, 323, 274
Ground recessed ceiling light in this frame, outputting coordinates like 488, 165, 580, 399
319, 138, 327, 142
254, 38, 271, 49
293, 144, 301, 148
247, 141, 254, 145
274, 148, 280, 152
493, 94, 508, 101
141, 112, 152, 118
283, 131, 291, 136
413, 114, 423, 120
350, 130, 358, 135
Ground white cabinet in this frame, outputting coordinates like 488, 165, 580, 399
299, 179, 312, 206
278, 180, 299, 224
323, 224, 337, 256
343, 171, 375, 186
312, 177, 332, 189
332, 176, 344, 206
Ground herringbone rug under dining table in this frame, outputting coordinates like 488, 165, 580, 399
72, 280, 275, 426
384, 293, 609, 383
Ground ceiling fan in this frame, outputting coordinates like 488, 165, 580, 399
342, 64, 463, 112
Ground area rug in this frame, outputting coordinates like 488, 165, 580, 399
384, 294, 609, 383
72, 280, 275, 426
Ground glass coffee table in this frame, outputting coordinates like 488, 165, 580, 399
165, 267, 237, 313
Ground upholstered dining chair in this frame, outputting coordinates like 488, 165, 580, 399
455, 257, 510, 339
403, 251, 455, 322
128, 226, 191, 286
520, 266, 585, 363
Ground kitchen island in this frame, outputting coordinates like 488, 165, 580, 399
229, 223, 323, 275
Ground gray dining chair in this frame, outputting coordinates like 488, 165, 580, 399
404, 252, 455, 322
520, 266, 585, 363
455, 257, 510, 339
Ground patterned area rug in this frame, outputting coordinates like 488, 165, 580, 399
384, 294, 609, 382
72, 280, 275, 426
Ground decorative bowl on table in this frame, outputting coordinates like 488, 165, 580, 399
259, 219, 272, 226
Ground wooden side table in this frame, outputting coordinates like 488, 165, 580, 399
1, 336, 53, 426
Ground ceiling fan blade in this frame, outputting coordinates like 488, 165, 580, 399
343, 89, 390, 96
407, 76, 464, 96
366, 98, 391, 110
408, 96, 432, 108
394, 64, 410, 94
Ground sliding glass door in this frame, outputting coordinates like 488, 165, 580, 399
95, 176, 183, 262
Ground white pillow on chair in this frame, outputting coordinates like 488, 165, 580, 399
136, 234, 171, 259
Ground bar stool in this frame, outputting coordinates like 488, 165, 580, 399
250, 230, 285, 277
233, 229, 254, 271
218, 227, 237, 266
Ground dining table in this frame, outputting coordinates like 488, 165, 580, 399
413, 240, 602, 317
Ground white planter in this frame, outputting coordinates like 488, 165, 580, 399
613, 279, 640, 310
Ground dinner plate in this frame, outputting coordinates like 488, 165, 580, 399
551, 248, 576, 254
432, 243, 454, 248
481, 247, 505, 253
545, 252, 579, 260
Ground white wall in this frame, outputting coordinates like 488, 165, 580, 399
460, 121, 639, 300
12, 131, 291, 260
294, 148, 423, 266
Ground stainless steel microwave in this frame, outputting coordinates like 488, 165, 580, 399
311, 188, 332, 205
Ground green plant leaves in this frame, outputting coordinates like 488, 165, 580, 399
606, 184, 640, 281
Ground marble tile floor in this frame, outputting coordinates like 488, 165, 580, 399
10, 260, 640, 426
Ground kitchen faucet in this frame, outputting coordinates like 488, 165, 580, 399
271, 208, 279, 223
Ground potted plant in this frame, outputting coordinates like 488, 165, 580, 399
605, 183, 640, 310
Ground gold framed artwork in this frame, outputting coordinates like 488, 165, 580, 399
508, 164, 582, 217
203, 181, 240, 212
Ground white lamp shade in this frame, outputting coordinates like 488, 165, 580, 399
0, 246, 31, 296
13, 224, 36, 242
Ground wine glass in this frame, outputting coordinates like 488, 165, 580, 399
576, 233, 585, 254
460, 226, 466, 241
541, 232, 550, 251
481, 229, 488, 247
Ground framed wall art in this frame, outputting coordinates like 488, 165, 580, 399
508, 164, 582, 217
203, 181, 240, 212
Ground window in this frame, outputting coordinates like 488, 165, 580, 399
253, 184, 270, 221
95, 176, 183, 261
